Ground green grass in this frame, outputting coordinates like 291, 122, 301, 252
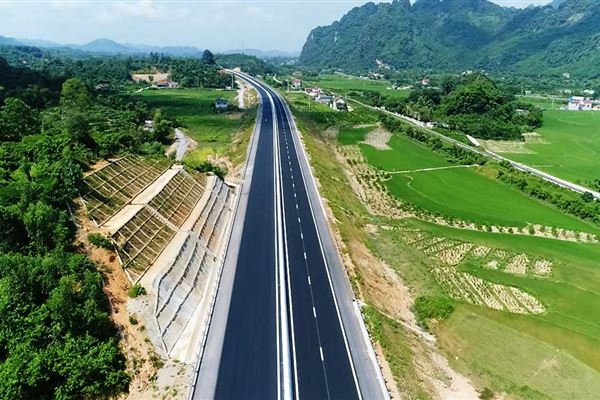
127, 88, 244, 162
384, 160, 596, 231
380, 218, 600, 398
363, 306, 432, 400
336, 125, 375, 145
496, 110, 600, 185
518, 95, 563, 110
410, 219, 600, 340
438, 307, 600, 400
360, 134, 451, 171
304, 74, 410, 99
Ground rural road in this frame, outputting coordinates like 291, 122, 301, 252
348, 98, 600, 201
173, 128, 188, 161
191, 73, 388, 399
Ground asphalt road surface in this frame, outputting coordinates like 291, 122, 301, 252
192, 74, 387, 400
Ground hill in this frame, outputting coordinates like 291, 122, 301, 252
0, 35, 294, 60
299, 0, 600, 77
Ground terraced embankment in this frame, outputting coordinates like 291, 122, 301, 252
80, 156, 236, 361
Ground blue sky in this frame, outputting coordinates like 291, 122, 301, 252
0, 0, 553, 52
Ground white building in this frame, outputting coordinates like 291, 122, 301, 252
568, 96, 593, 111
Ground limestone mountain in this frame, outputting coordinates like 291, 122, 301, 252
299, 0, 600, 77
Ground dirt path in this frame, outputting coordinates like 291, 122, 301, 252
389, 164, 479, 174
166, 129, 197, 161
237, 83, 246, 109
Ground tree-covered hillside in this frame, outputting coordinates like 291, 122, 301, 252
0, 56, 179, 399
299, 0, 600, 77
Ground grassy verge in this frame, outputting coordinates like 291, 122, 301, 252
438, 306, 600, 400
224, 108, 258, 173
363, 306, 432, 400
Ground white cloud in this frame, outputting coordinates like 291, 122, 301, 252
243, 5, 274, 22
0, 0, 555, 51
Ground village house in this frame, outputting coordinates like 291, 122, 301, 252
567, 96, 593, 111
316, 94, 334, 105
331, 97, 347, 111
291, 79, 302, 89
215, 97, 229, 111
94, 83, 110, 92
153, 81, 180, 89
305, 87, 321, 98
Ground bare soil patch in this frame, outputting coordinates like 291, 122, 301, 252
480, 139, 535, 154
362, 126, 392, 150
75, 207, 169, 399
522, 132, 546, 143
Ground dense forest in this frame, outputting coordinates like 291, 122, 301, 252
299, 0, 600, 79
0, 40, 276, 398
0, 45, 274, 89
361, 74, 542, 140
0, 55, 180, 398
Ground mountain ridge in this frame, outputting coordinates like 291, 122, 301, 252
0, 35, 295, 59
299, 0, 600, 76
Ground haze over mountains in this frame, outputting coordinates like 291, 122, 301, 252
0, 36, 299, 59
299, 0, 600, 76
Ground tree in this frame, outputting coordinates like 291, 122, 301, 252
60, 78, 92, 109
582, 191, 594, 203
202, 49, 216, 65
152, 109, 172, 142
23, 201, 71, 253
0, 98, 41, 141
64, 110, 94, 148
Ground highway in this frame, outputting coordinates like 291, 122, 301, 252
192, 74, 387, 399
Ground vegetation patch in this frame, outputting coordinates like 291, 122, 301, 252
88, 233, 113, 249
128, 283, 147, 298
127, 88, 246, 163
498, 109, 600, 184
413, 295, 455, 329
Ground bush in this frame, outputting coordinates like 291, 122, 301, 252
480, 387, 494, 400
413, 295, 455, 329
128, 283, 147, 298
88, 233, 113, 249
190, 161, 227, 179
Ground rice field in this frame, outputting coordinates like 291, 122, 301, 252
495, 109, 600, 185
384, 163, 596, 232
304, 74, 410, 99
